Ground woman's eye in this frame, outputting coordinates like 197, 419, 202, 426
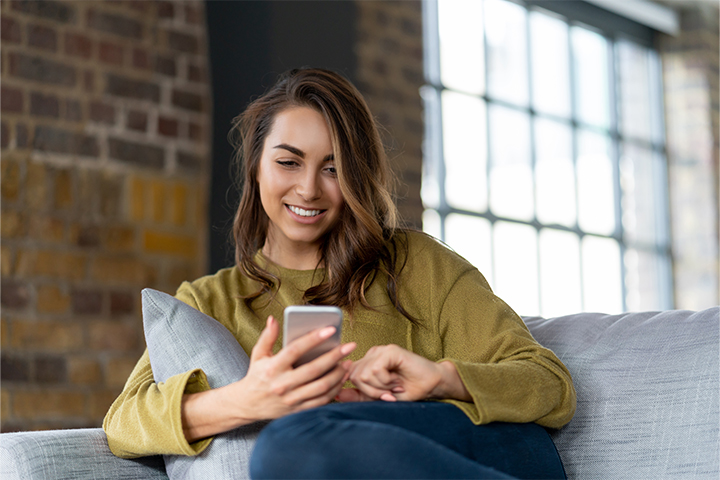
276, 160, 298, 167
325, 166, 337, 175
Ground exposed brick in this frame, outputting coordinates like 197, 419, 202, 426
65, 99, 83, 122
71, 289, 103, 315
16, 124, 29, 147
37, 284, 71, 313
167, 30, 199, 54
155, 55, 176, 76
53, 169, 73, 209
188, 64, 204, 83
10, 320, 84, 351
35, 355, 67, 383
110, 291, 134, 316
1, 158, 22, 201
27, 23, 57, 51
1, 16, 22, 43
104, 226, 135, 252
73, 224, 100, 248
150, 181, 166, 222
98, 41, 124, 66
68, 357, 102, 385
11, 1, 77, 24
1, 354, 30, 381
90, 255, 151, 285
28, 216, 65, 243
13, 390, 86, 419
1, 210, 25, 238
99, 174, 124, 219
1, 86, 24, 113
172, 89, 203, 112
1, 122, 8, 149
16, 249, 86, 280
106, 356, 138, 387
30, 91, 60, 118
129, 176, 146, 221
143, 230, 197, 259
108, 137, 164, 169
34, 125, 99, 157
89, 389, 118, 420
88, 321, 139, 351
184, 4, 203, 25
188, 122, 202, 142
126, 110, 147, 131
157, 2, 175, 19
2, 246, 16, 277
25, 158, 48, 211
83, 70, 95, 92
177, 151, 202, 172
132, 48, 149, 69
89, 101, 115, 124
171, 183, 188, 226
105, 74, 160, 102
87, 9, 143, 39
65, 32, 92, 59
1, 281, 30, 309
157, 116, 178, 137
8, 53, 76, 87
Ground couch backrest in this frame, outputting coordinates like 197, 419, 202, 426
524, 307, 719, 480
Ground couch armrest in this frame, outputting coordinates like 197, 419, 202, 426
0, 428, 167, 480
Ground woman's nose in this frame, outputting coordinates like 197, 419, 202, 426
296, 172, 321, 201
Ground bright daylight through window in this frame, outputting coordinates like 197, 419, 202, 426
421, 0, 672, 317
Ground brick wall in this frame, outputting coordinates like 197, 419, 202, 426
657, 2, 720, 309
1, 0, 211, 431
354, 0, 425, 229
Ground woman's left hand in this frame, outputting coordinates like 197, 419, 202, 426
335, 345, 471, 403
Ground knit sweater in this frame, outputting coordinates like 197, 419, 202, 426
103, 231, 576, 458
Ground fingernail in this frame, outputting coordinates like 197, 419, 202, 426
340, 342, 356, 355
392, 387, 405, 393
319, 326, 336, 338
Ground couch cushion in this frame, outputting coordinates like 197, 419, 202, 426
142, 288, 267, 480
524, 307, 719, 480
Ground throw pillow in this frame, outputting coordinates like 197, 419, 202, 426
142, 288, 268, 480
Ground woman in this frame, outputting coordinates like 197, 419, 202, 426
104, 68, 576, 479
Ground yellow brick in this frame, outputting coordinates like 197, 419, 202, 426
104, 226, 136, 252
54, 169, 73, 210
1, 157, 21, 202
150, 181, 166, 223
1, 316, 9, 348
129, 176, 146, 222
17, 250, 86, 280
170, 183, 188, 226
28, 216, 65, 243
37, 284, 71, 314
26, 162, 47, 211
106, 356, 139, 388
143, 230, 197, 259
13, 389, 86, 419
89, 388, 119, 420
90, 255, 149, 285
68, 357, 103, 385
88, 321, 139, 352
11, 320, 84, 351
1, 210, 24, 238
0, 246, 12, 276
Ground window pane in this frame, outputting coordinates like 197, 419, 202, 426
530, 11, 571, 118
489, 105, 533, 220
485, 0, 528, 106
438, 0, 485, 95
445, 214, 492, 276
577, 129, 615, 235
617, 40, 652, 142
582, 235, 623, 313
534, 118, 576, 227
493, 221, 539, 316
571, 27, 610, 128
539, 229, 582, 317
620, 143, 658, 246
625, 247, 664, 311
442, 91, 488, 212
422, 208, 442, 240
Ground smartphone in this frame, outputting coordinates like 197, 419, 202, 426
283, 305, 343, 367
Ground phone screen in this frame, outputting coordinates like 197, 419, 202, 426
283, 305, 343, 367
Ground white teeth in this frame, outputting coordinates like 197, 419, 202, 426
288, 205, 321, 217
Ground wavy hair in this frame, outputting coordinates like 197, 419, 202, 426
229, 68, 414, 321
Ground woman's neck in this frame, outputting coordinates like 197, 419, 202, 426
261, 242, 322, 271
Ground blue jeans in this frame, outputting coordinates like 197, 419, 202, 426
250, 402, 566, 479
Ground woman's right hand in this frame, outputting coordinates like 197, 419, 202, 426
181, 315, 355, 442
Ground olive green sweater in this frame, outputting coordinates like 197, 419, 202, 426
103, 231, 576, 458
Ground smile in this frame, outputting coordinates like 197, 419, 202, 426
287, 205, 324, 217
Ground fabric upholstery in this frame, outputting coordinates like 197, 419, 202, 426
142, 288, 267, 480
524, 307, 720, 479
0, 428, 167, 479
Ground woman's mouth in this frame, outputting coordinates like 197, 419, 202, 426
287, 205, 324, 217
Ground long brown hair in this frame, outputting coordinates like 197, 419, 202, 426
230, 68, 414, 321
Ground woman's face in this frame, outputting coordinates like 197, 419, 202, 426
256, 106, 344, 266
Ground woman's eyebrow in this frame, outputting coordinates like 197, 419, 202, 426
274, 143, 334, 162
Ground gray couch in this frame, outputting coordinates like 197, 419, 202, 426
2, 307, 718, 479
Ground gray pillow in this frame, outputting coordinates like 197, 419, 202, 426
142, 288, 267, 480
524, 307, 719, 480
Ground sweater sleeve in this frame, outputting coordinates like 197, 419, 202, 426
102, 286, 213, 458
436, 269, 576, 429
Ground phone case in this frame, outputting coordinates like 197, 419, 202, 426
283, 305, 343, 367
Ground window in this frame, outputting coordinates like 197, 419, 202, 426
421, 0, 672, 317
